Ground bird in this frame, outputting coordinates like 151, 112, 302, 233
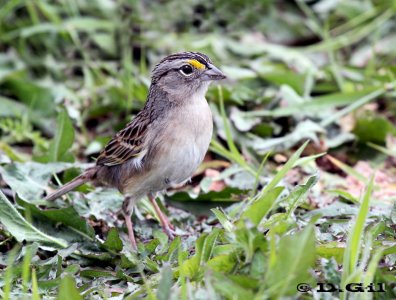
44, 51, 226, 249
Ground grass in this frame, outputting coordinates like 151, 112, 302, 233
0, 0, 396, 299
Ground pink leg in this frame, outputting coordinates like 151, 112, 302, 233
148, 194, 175, 239
123, 213, 137, 250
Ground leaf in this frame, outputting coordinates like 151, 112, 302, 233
0, 190, 67, 247
0, 161, 75, 202
317, 243, 345, 263
157, 264, 173, 300
211, 208, 234, 232
2, 76, 55, 117
353, 114, 393, 144
250, 121, 323, 154
284, 175, 318, 219
243, 88, 378, 118
259, 70, 306, 95
57, 275, 83, 300
76, 188, 123, 226
80, 269, 117, 279
20, 201, 95, 241
180, 228, 221, 280
326, 155, 367, 184
320, 87, 386, 127
341, 177, 374, 284
210, 271, 255, 299
0, 96, 54, 134
31, 268, 41, 300
230, 106, 260, 132
198, 228, 221, 265
48, 108, 75, 162
256, 141, 308, 198
103, 228, 123, 252
265, 226, 316, 297
239, 187, 284, 226
207, 253, 237, 273
368, 142, 396, 158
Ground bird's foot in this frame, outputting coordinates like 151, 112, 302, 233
163, 225, 177, 240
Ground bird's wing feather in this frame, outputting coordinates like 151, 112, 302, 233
96, 111, 150, 166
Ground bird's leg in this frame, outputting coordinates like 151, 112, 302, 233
122, 199, 137, 250
148, 193, 175, 239
123, 213, 137, 250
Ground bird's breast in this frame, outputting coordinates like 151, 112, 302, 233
150, 97, 213, 187
121, 96, 213, 195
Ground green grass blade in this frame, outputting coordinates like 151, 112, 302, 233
3, 245, 20, 300
341, 177, 374, 299
320, 87, 386, 127
257, 140, 309, 199
326, 155, 368, 184
22, 244, 37, 294
217, 85, 239, 157
367, 142, 396, 158
31, 268, 41, 300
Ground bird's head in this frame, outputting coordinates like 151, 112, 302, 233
151, 52, 226, 97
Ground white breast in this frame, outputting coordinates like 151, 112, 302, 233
151, 95, 213, 189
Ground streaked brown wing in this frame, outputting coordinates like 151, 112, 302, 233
96, 111, 149, 166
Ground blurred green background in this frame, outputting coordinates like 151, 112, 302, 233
1, 0, 396, 162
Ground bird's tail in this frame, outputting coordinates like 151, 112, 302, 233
44, 167, 97, 201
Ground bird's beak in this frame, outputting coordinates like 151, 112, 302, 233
202, 64, 226, 81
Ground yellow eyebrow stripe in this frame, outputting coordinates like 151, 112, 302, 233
187, 59, 206, 70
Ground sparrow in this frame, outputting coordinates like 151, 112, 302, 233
44, 52, 226, 249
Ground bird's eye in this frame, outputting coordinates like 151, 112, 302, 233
180, 65, 194, 76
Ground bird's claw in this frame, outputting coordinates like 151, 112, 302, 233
163, 226, 177, 240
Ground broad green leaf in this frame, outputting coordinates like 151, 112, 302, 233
180, 228, 221, 279
353, 114, 394, 144
103, 228, 123, 252
57, 275, 82, 300
80, 269, 117, 279
0, 190, 67, 247
48, 109, 75, 162
260, 71, 306, 95
0, 96, 30, 117
210, 271, 254, 299
157, 264, 173, 300
265, 226, 316, 297
20, 201, 95, 241
207, 253, 237, 273
78, 188, 123, 225
251, 121, 323, 154
317, 243, 345, 263
0, 162, 74, 202
2, 76, 55, 116
0, 96, 54, 133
